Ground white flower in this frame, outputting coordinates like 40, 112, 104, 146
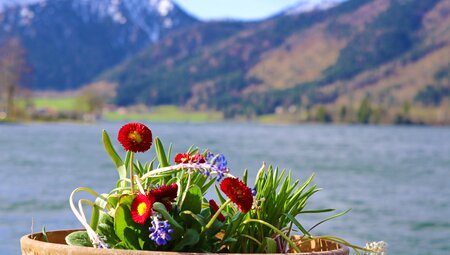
365, 241, 388, 255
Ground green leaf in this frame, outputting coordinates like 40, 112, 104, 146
152, 202, 183, 231
102, 130, 127, 186
222, 212, 244, 241
136, 160, 145, 177
124, 151, 132, 168
201, 177, 217, 194
41, 226, 48, 243
191, 172, 207, 188
204, 215, 223, 237
180, 210, 206, 226
173, 229, 200, 251
107, 194, 120, 209
283, 213, 311, 237
96, 211, 121, 247
114, 242, 128, 249
221, 237, 237, 245
155, 137, 169, 167
186, 144, 196, 153
308, 209, 352, 232
167, 143, 173, 163
300, 208, 336, 214
243, 169, 248, 185
102, 130, 123, 168
181, 185, 202, 214
114, 195, 149, 249
264, 237, 277, 253
214, 185, 226, 205
65, 231, 93, 247
89, 203, 100, 231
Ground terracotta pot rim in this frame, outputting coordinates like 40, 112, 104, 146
20, 229, 350, 255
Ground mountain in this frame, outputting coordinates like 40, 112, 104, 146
0, 0, 197, 90
101, 0, 450, 124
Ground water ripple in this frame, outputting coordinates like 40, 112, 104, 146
1, 123, 449, 255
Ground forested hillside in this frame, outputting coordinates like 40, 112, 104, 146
102, 0, 450, 124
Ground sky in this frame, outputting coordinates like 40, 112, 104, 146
174, 0, 304, 21
0, 0, 311, 21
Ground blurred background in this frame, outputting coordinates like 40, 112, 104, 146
0, 0, 449, 124
1, 0, 450, 254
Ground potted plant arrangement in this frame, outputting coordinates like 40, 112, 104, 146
20, 122, 387, 255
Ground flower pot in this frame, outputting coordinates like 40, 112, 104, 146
21, 229, 349, 255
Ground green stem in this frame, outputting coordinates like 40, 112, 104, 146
129, 152, 135, 193
79, 199, 100, 231
69, 187, 101, 243
241, 234, 262, 246
285, 221, 294, 251
203, 199, 231, 232
242, 219, 300, 253
256, 210, 265, 245
178, 170, 192, 209
75, 199, 98, 230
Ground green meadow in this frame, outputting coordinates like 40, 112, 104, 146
13, 97, 223, 122
104, 105, 223, 122
32, 97, 80, 111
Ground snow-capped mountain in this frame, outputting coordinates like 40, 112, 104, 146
1, 0, 183, 34
284, 0, 347, 15
0, 0, 197, 90
70, 0, 180, 40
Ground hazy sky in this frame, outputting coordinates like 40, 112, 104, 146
0, 0, 311, 20
174, 0, 304, 20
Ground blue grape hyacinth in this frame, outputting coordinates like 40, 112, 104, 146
149, 215, 173, 246
205, 152, 228, 181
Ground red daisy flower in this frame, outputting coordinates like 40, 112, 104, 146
190, 154, 206, 163
220, 178, 253, 213
118, 122, 152, 153
131, 193, 153, 224
209, 199, 225, 222
174, 153, 206, 164
150, 183, 178, 211
174, 153, 191, 163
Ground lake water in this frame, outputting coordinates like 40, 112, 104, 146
1, 122, 449, 255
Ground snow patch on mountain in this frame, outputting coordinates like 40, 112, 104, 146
285, 0, 346, 15
67, 0, 177, 40
151, 0, 173, 16
1, 0, 178, 27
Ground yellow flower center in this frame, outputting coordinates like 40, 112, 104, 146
232, 187, 243, 197
128, 131, 142, 143
137, 202, 147, 216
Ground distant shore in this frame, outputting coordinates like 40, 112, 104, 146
4, 94, 449, 125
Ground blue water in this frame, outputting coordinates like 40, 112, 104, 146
1, 122, 450, 254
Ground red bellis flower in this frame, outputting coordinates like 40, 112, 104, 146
190, 154, 206, 163
131, 194, 153, 224
118, 122, 152, 153
209, 200, 225, 222
150, 183, 178, 211
174, 153, 205, 164
174, 153, 191, 163
220, 177, 253, 213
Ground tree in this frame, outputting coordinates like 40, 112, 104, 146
0, 38, 30, 119
315, 105, 332, 123
78, 81, 117, 114
357, 97, 372, 124
339, 105, 347, 122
